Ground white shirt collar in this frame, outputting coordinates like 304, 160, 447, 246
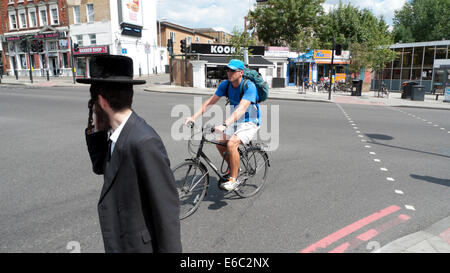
109, 111, 132, 143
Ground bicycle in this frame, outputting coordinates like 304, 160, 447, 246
172, 122, 270, 220
376, 82, 389, 98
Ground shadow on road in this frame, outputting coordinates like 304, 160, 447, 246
410, 174, 450, 187
365, 133, 450, 159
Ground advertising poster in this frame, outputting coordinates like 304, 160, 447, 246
444, 86, 450, 102
119, 0, 143, 27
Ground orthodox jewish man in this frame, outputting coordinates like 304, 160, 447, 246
78, 55, 181, 253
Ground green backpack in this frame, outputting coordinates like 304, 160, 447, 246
226, 68, 269, 103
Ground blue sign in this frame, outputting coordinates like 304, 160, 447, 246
122, 48, 127, 54
444, 86, 450, 102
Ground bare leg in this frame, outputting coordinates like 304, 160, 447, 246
216, 134, 230, 168
227, 135, 242, 179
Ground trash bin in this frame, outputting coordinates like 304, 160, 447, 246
411, 85, 425, 101
272, 78, 286, 88
401, 81, 418, 99
351, 79, 363, 96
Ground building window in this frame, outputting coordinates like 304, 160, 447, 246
423, 46, 435, 68
76, 35, 83, 47
436, 46, 447, 59
9, 13, 17, 29
8, 42, 16, 53
20, 54, 27, 69
29, 10, 37, 28
39, 8, 48, 26
19, 11, 27, 28
62, 53, 69, 68
195, 37, 200, 42
86, 4, 94, 23
170, 32, 176, 42
412, 47, 424, 68
8, 0, 14, 4
89, 34, 96, 45
48, 41, 58, 51
73, 6, 81, 24
50, 6, 59, 25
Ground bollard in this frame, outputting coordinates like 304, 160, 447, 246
46, 70, 50, 81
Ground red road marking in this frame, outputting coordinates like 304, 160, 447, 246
300, 205, 401, 253
328, 214, 411, 253
440, 228, 450, 245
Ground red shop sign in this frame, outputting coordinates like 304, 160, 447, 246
73, 46, 109, 55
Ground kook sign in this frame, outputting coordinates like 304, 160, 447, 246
190, 44, 265, 56
210, 45, 236, 54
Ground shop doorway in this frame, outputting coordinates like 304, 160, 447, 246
76, 57, 87, 78
49, 57, 58, 76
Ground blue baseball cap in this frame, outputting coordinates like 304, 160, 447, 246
227, 59, 245, 71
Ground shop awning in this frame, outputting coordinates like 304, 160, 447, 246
199, 55, 274, 68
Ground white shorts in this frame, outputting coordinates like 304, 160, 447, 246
224, 122, 260, 145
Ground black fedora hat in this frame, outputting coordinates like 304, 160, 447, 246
76, 55, 146, 85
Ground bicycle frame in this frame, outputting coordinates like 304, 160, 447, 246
189, 127, 257, 183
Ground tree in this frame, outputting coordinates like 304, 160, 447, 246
317, 2, 395, 77
248, 0, 325, 51
228, 27, 257, 61
393, 0, 450, 43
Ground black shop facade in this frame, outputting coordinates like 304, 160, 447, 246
188, 43, 274, 88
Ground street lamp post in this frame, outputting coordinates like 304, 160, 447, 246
158, 17, 166, 74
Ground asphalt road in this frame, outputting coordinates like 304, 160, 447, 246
0, 85, 449, 253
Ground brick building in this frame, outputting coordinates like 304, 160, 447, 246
194, 28, 232, 44
1, 0, 71, 77
158, 21, 215, 60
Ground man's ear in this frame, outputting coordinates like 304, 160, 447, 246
98, 94, 108, 110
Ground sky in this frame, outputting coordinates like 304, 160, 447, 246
157, 0, 408, 34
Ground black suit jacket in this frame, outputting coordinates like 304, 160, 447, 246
85, 111, 182, 253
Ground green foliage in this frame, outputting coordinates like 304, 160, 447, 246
228, 27, 257, 61
248, 0, 325, 50
393, 0, 450, 43
249, 0, 397, 72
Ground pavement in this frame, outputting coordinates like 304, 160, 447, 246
2, 74, 448, 110
375, 216, 450, 253
1, 74, 449, 253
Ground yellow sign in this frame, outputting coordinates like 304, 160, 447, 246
336, 73, 346, 82
314, 50, 332, 59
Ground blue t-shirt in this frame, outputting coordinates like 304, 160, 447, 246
215, 80, 261, 126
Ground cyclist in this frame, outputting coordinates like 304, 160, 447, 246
185, 59, 261, 191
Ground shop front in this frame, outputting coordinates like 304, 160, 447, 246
3, 30, 71, 77
188, 43, 274, 88
288, 49, 350, 86
72, 45, 110, 78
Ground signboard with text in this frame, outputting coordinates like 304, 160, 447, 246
118, 0, 143, 27
190, 44, 265, 56
5, 32, 65, 42
314, 50, 332, 59
73, 46, 109, 56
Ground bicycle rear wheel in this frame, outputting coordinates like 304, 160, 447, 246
235, 147, 269, 198
172, 160, 209, 220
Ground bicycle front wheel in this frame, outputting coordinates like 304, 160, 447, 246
235, 147, 269, 198
172, 160, 209, 220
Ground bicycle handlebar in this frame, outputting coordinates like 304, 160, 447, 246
186, 121, 215, 135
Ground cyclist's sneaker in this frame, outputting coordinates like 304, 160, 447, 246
221, 178, 242, 192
